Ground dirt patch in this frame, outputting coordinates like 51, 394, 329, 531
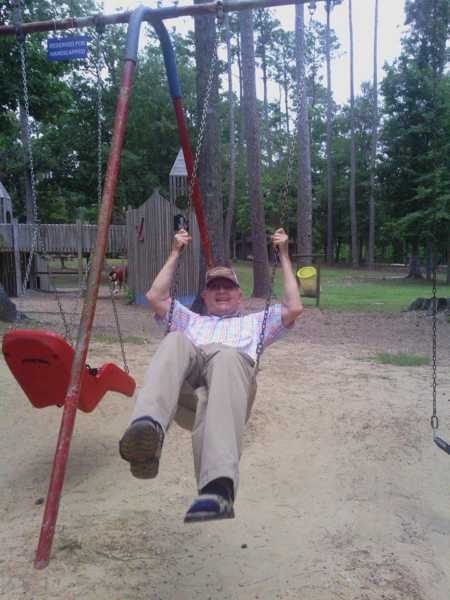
1, 290, 449, 599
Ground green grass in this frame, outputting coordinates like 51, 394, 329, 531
372, 352, 430, 367
232, 261, 450, 314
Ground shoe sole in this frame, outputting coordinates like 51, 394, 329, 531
184, 508, 235, 523
119, 421, 162, 479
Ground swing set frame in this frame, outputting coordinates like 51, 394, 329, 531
2, 0, 327, 570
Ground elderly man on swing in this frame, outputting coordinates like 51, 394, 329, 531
120, 227, 303, 522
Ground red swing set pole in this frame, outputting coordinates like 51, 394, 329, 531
151, 18, 214, 267
34, 7, 213, 569
34, 56, 138, 570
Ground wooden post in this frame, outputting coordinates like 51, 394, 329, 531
316, 264, 321, 308
12, 219, 23, 296
77, 219, 83, 291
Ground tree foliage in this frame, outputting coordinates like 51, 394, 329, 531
0, 0, 448, 276
379, 0, 450, 271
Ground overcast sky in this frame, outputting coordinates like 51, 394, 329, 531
102, 0, 407, 104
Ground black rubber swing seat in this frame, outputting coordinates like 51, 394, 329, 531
2, 329, 136, 413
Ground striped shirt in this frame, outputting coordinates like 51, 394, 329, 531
156, 300, 291, 361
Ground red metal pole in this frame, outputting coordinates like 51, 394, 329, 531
34, 59, 137, 570
173, 97, 214, 268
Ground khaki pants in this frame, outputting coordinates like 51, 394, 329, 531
130, 331, 257, 492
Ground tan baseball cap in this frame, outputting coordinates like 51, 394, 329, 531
205, 266, 240, 288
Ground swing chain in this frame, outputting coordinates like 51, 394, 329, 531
430, 266, 438, 431
279, 3, 308, 227
15, 32, 72, 340
429, 263, 450, 455
187, 28, 219, 217
94, 27, 128, 373
18, 38, 41, 296
109, 283, 129, 373
255, 7, 308, 364
255, 250, 279, 372
52, 269, 74, 342
96, 28, 104, 209
166, 259, 181, 334
166, 22, 220, 334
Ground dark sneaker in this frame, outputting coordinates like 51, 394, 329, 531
184, 494, 235, 523
119, 417, 164, 479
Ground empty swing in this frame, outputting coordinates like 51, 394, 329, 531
3, 329, 135, 413
3, 26, 135, 413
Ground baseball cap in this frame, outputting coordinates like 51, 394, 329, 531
205, 266, 240, 288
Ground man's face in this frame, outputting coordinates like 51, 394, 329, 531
202, 278, 242, 316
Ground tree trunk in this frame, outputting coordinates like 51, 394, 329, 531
224, 14, 237, 264
256, 11, 274, 170
368, 0, 379, 269
261, 48, 273, 169
325, 2, 334, 265
335, 238, 341, 263
407, 240, 423, 279
236, 31, 245, 158
425, 239, 433, 282
348, 0, 359, 267
447, 244, 450, 284
239, 9, 270, 297
194, 2, 224, 267
295, 3, 313, 266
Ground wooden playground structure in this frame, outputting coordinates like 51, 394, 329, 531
0, 189, 200, 302
0, 221, 126, 296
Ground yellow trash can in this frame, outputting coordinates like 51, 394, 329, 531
297, 266, 317, 297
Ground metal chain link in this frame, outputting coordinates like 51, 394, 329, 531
18, 41, 41, 296
255, 251, 279, 372
58, 28, 105, 343
429, 264, 450, 454
95, 28, 128, 370
166, 24, 220, 334
279, 4, 308, 227
430, 266, 438, 432
254, 6, 310, 366
48, 263, 74, 342
109, 283, 129, 373
165, 260, 182, 334
94, 26, 128, 372
96, 30, 104, 210
187, 33, 219, 217
16, 35, 72, 339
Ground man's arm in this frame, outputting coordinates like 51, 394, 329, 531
146, 228, 191, 318
271, 228, 303, 327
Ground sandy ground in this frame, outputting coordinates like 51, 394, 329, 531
1, 289, 449, 600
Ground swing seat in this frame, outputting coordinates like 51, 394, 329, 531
2, 329, 136, 413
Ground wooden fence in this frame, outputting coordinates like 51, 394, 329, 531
0, 222, 127, 255
127, 189, 200, 304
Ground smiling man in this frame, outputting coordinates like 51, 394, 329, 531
119, 227, 303, 523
